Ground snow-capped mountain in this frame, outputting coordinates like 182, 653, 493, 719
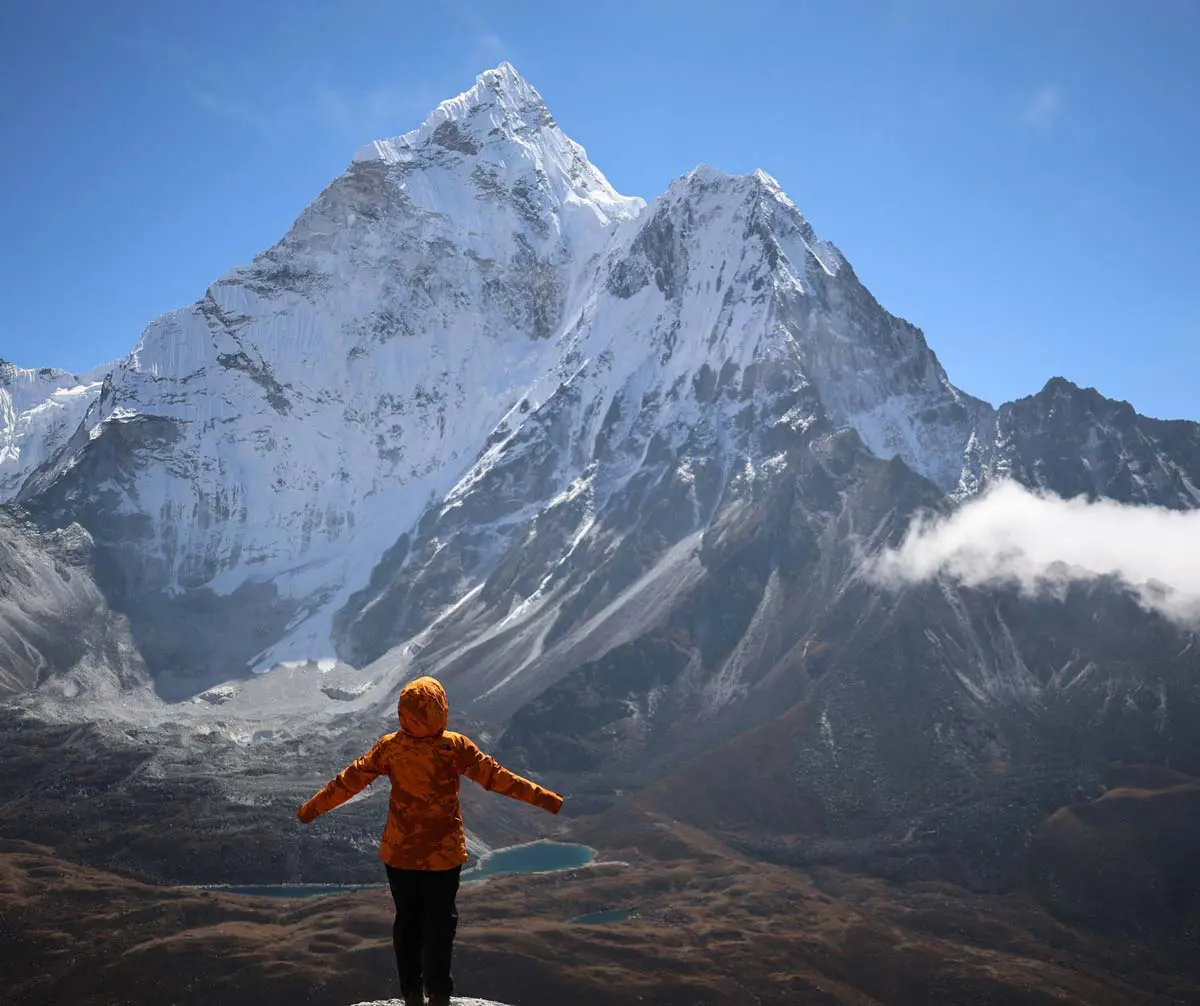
14, 63, 984, 687
0, 360, 110, 498
19, 64, 643, 680
330, 161, 988, 704
11, 63, 1200, 713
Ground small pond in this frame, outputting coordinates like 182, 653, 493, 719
200, 841, 595, 899
463, 841, 595, 881
566, 908, 639, 925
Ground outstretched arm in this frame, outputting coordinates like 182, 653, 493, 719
457, 736, 563, 814
297, 738, 388, 823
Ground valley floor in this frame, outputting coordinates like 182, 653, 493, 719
2, 825, 1197, 1006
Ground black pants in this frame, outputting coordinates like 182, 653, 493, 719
384, 864, 461, 1000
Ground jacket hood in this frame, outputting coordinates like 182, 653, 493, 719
398, 676, 449, 738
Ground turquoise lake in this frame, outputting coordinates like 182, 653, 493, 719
463, 841, 595, 881
566, 908, 638, 925
206, 841, 595, 898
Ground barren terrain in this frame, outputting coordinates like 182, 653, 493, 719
4, 788, 1198, 1006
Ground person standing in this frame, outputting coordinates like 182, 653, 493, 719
298, 675, 564, 1006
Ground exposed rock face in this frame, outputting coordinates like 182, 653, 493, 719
958, 377, 1200, 507
0, 507, 146, 699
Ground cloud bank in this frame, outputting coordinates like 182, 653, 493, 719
871, 481, 1200, 627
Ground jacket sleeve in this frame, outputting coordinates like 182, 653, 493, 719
299, 737, 389, 820
456, 735, 563, 814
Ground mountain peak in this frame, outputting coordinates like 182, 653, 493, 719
676, 164, 796, 204
355, 62, 555, 165
477, 60, 537, 100
350, 63, 642, 230
0, 359, 106, 388
1041, 376, 1082, 395
458, 60, 549, 126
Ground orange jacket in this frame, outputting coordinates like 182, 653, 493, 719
297, 676, 563, 870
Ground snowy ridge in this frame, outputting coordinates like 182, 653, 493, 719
0, 359, 112, 498
441, 160, 982, 530
354, 62, 641, 228
354, 61, 547, 162
332, 161, 991, 711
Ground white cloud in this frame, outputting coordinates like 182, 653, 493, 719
870, 481, 1200, 627
1022, 84, 1064, 130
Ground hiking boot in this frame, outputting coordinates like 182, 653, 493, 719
402, 991, 424, 1006
427, 996, 450, 1006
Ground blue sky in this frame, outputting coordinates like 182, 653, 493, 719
1, 0, 1196, 418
